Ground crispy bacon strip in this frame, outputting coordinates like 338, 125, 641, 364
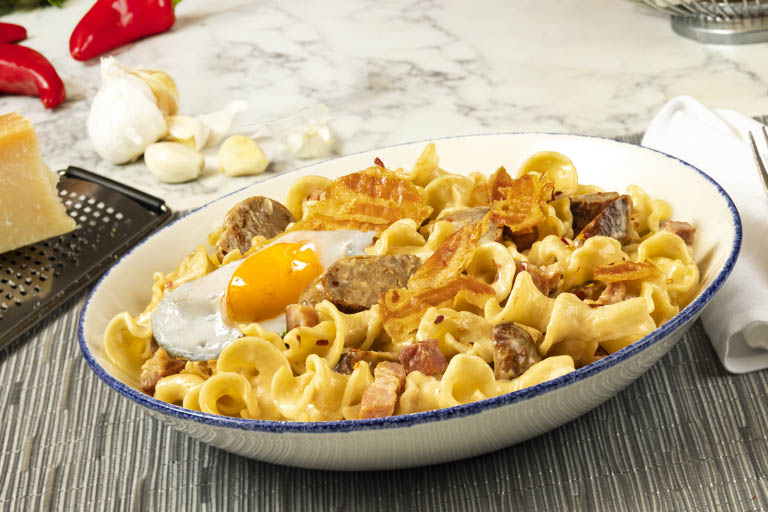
293, 166, 432, 233
292, 215, 385, 233
359, 362, 406, 419
488, 168, 553, 233
380, 276, 495, 341
593, 260, 656, 283
489, 166, 515, 202
408, 223, 481, 289
380, 214, 495, 340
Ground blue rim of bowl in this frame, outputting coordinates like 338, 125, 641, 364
78, 132, 742, 434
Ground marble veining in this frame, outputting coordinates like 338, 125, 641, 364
2, 0, 768, 210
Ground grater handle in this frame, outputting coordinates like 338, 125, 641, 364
62, 166, 168, 214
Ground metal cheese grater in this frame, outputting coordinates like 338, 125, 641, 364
638, 0, 768, 43
0, 166, 171, 351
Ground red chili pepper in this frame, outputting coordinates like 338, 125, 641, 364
0, 23, 27, 45
69, 0, 180, 61
0, 44, 66, 109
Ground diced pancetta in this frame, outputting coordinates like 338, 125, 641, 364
285, 304, 319, 332
359, 362, 406, 419
398, 339, 448, 376
661, 220, 696, 246
515, 261, 562, 296
139, 348, 186, 394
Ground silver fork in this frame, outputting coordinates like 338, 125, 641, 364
747, 126, 768, 198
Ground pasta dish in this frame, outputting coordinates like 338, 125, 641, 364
103, 144, 699, 421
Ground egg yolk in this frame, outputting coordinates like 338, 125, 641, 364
226, 242, 323, 323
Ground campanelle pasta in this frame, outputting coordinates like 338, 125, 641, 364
103, 143, 700, 422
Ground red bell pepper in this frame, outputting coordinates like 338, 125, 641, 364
0, 44, 66, 109
69, 0, 180, 61
0, 23, 27, 45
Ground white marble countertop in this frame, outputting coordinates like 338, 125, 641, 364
3, 0, 768, 210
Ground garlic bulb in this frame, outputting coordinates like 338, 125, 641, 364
144, 142, 204, 183
131, 69, 179, 116
87, 57, 168, 164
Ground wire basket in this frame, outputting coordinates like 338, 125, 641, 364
638, 0, 768, 43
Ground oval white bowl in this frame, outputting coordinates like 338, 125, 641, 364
79, 133, 741, 470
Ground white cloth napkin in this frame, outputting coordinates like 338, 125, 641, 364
642, 96, 768, 373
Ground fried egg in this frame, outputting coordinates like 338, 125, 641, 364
152, 230, 375, 360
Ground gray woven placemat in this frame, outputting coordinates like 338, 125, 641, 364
1, 131, 767, 512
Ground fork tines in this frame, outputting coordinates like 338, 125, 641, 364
748, 127, 768, 198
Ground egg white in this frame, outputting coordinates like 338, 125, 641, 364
152, 230, 375, 360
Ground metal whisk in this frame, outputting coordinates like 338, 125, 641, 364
637, 0, 768, 43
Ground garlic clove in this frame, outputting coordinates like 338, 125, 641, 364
88, 57, 168, 164
133, 69, 180, 117
285, 120, 335, 159
165, 115, 211, 151
218, 135, 269, 176
200, 100, 248, 147
145, 142, 204, 183
163, 101, 247, 151
249, 103, 336, 160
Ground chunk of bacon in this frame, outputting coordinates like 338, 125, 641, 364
359, 362, 406, 419
140, 348, 186, 394
596, 282, 628, 305
515, 261, 562, 295
508, 226, 538, 251
661, 220, 696, 246
285, 304, 319, 332
593, 260, 655, 283
399, 339, 448, 375
570, 281, 605, 301
292, 166, 432, 233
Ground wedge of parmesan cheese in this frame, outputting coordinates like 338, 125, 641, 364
0, 112, 76, 253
